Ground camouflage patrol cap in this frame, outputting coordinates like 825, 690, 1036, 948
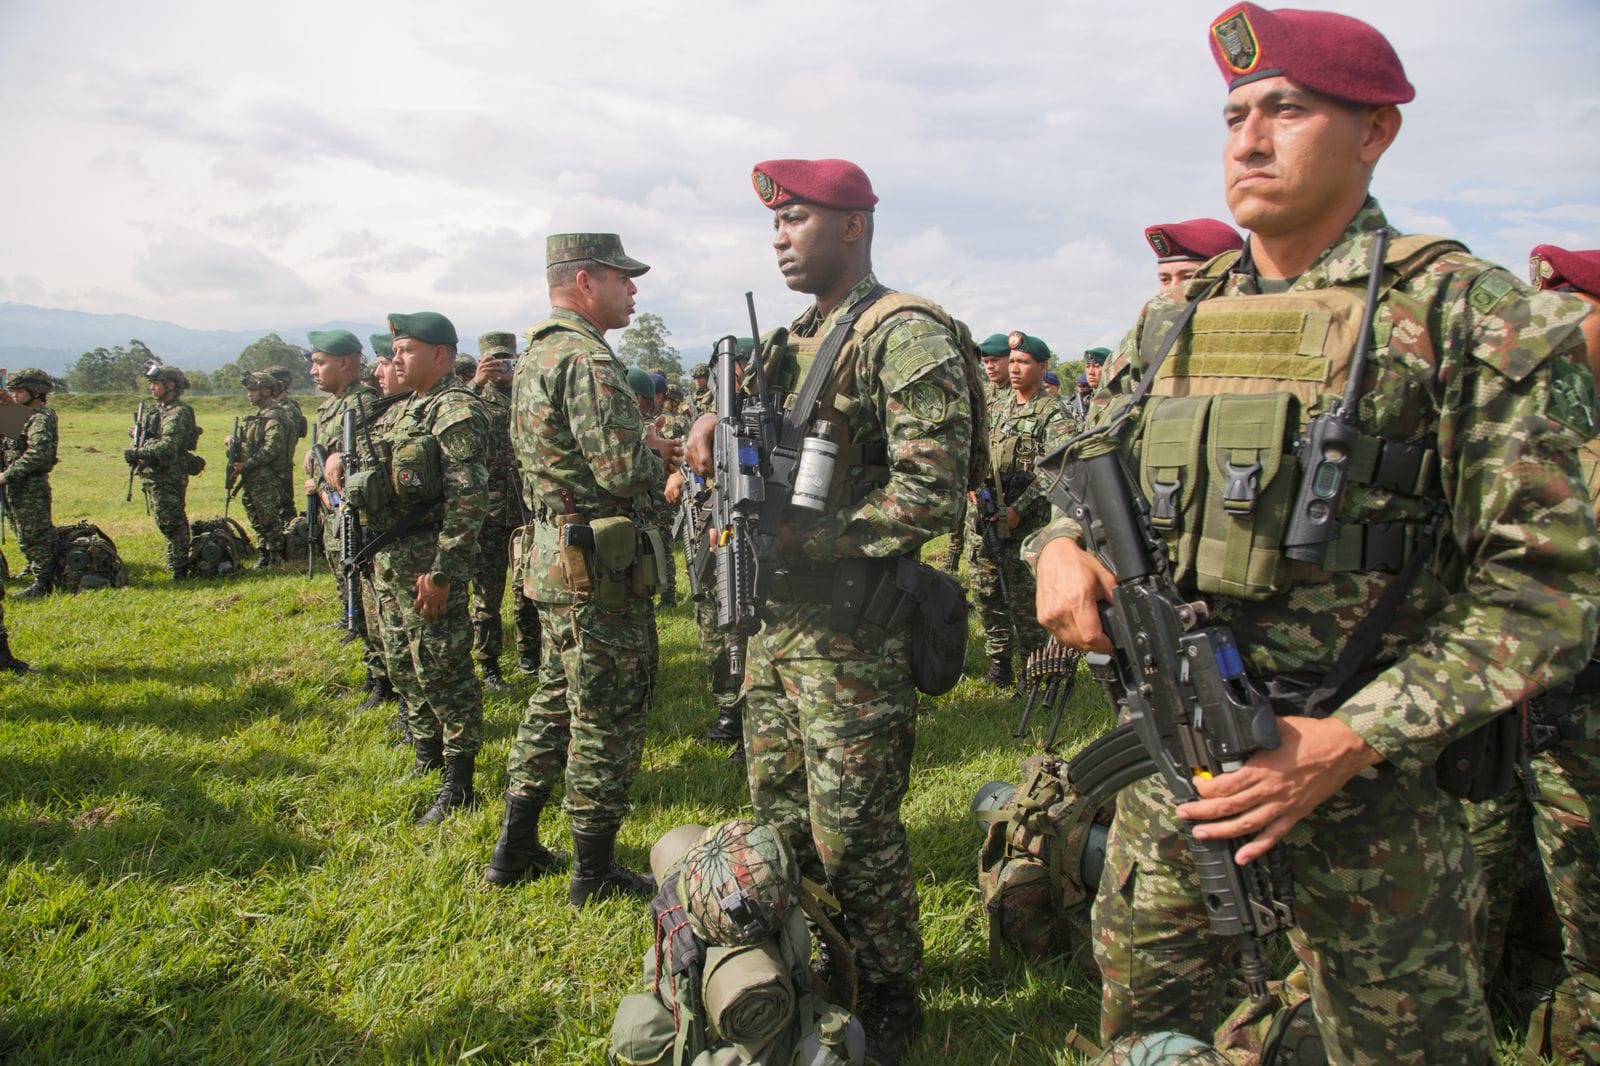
545, 233, 650, 277
665, 385, 683, 402
1008, 331, 1050, 362
145, 363, 190, 389
978, 333, 1011, 358
265, 366, 293, 393
307, 329, 362, 357
1084, 347, 1111, 365
6, 368, 53, 393
478, 331, 517, 358
679, 819, 799, 947
370, 332, 394, 360
691, 363, 709, 378
626, 366, 656, 398
388, 311, 458, 346
454, 355, 477, 379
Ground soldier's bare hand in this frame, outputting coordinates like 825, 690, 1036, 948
1178, 715, 1381, 864
685, 413, 716, 476
413, 573, 448, 619
323, 453, 345, 491
230, 462, 245, 477
1005, 506, 1021, 530
302, 477, 317, 496
645, 423, 682, 468
1035, 536, 1115, 653
664, 468, 685, 506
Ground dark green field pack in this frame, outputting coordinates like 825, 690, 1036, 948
52, 522, 130, 592
187, 516, 252, 577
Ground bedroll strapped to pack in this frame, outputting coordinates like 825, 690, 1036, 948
609, 820, 865, 1066
187, 516, 253, 577
51, 522, 130, 592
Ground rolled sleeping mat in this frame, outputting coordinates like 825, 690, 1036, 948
701, 939, 795, 1053
649, 823, 708, 885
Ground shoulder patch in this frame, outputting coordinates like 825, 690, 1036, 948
1468, 272, 1516, 315
1547, 355, 1599, 438
437, 422, 480, 462
905, 380, 949, 423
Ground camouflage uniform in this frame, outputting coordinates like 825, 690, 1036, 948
505, 306, 665, 835
971, 387, 1067, 670
468, 368, 540, 678
315, 379, 389, 688
742, 272, 971, 988
237, 389, 294, 555
132, 391, 200, 575
1029, 200, 1600, 1065
1, 400, 58, 585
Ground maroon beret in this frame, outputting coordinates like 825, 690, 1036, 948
751, 159, 878, 211
1208, 3, 1415, 106
1530, 245, 1600, 298
1145, 219, 1244, 262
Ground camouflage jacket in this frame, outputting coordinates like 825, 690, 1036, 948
1, 404, 58, 482
779, 272, 972, 563
660, 405, 693, 440
377, 376, 488, 586
512, 306, 664, 521
240, 403, 292, 477
1028, 198, 1600, 773
692, 385, 714, 418
988, 388, 1070, 516
314, 381, 381, 497
984, 381, 1009, 431
135, 399, 198, 478
472, 381, 524, 525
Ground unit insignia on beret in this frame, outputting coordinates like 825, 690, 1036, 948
1212, 10, 1259, 74
1148, 230, 1171, 257
753, 171, 778, 206
1007, 331, 1024, 350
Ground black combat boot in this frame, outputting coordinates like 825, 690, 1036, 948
480, 662, 509, 693
568, 827, 654, 906
984, 654, 1014, 689
482, 792, 565, 886
254, 547, 271, 568
941, 544, 962, 573
358, 675, 396, 710
858, 977, 922, 1066
409, 734, 444, 777
516, 602, 541, 674
390, 696, 413, 747
416, 753, 477, 826
0, 634, 31, 674
19, 575, 51, 598
698, 703, 743, 746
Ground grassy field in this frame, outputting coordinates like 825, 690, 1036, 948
0, 396, 1543, 1065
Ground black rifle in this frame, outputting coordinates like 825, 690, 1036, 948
306, 425, 326, 578
1047, 443, 1294, 1009
673, 389, 713, 600
126, 401, 146, 502
224, 416, 243, 517
975, 482, 1026, 688
339, 410, 366, 633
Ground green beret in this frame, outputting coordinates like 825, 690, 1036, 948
387, 311, 458, 346
690, 363, 709, 377
370, 333, 394, 359
6, 367, 52, 393
977, 333, 1011, 358
478, 331, 517, 358
1008, 331, 1050, 362
307, 329, 362, 357
735, 337, 755, 358
626, 367, 656, 398
546, 233, 650, 277
1084, 346, 1111, 365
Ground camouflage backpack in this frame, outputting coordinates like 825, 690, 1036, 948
281, 514, 313, 569
187, 516, 252, 577
609, 820, 865, 1066
52, 523, 130, 592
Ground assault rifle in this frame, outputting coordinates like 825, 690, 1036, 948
223, 416, 243, 517
672, 390, 712, 600
126, 401, 146, 502
975, 482, 1026, 690
306, 425, 327, 578
338, 410, 365, 632
1046, 441, 1294, 1009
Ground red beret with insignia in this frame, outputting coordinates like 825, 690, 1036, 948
1145, 219, 1244, 262
1208, 3, 1415, 106
1530, 244, 1600, 298
751, 159, 878, 211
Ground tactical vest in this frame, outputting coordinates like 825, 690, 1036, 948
760, 293, 989, 512
1128, 234, 1463, 600
988, 395, 1056, 489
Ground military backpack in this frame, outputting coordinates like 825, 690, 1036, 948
51, 523, 130, 592
187, 516, 252, 577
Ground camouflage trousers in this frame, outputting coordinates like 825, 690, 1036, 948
969, 513, 1047, 662
505, 595, 655, 834
1095, 767, 1493, 1065
693, 586, 743, 718
1464, 695, 1600, 1062
239, 470, 292, 553
470, 518, 540, 667
142, 474, 189, 573
742, 604, 922, 984
3, 475, 54, 580
324, 515, 386, 687
370, 533, 482, 758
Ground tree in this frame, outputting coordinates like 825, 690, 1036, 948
618, 313, 682, 381
237, 333, 314, 392
66, 339, 158, 393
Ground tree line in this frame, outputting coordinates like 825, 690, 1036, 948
62, 334, 316, 394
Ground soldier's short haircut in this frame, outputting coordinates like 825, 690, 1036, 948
548, 258, 609, 290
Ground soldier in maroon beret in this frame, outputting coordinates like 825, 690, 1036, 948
1532, 244, 1600, 385
1031, 4, 1600, 1063
1145, 218, 1245, 296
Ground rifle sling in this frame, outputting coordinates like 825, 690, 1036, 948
349, 501, 437, 569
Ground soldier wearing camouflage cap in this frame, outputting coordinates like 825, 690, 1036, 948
486, 232, 682, 905
227, 370, 296, 566
0, 368, 60, 596
689, 361, 713, 416
126, 362, 202, 578
1031, 5, 1600, 1061
466, 330, 541, 690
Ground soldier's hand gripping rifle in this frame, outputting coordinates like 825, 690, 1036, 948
1045, 439, 1294, 1011
337, 411, 366, 632
306, 425, 327, 578
223, 416, 243, 517
125, 401, 146, 502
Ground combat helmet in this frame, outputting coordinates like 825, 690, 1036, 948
266, 365, 295, 393
144, 361, 190, 390
7, 368, 54, 395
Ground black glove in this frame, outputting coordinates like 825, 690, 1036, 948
124, 448, 138, 465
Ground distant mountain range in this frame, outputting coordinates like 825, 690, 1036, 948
0, 302, 376, 375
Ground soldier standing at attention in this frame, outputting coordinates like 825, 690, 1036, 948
0, 369, 59, 597
267, 365, 309, 442
972, 332, 1067, 686
483, 233, 680, 904
331, 312, 488, 824
126, 363, 200, 580
684, 158, 973, 1064
230, 371, 294, 568
467, 331, 539, 691
1030, 6, 1600, 1062
689, 362, 713, 416
1145, 217, 1245, 298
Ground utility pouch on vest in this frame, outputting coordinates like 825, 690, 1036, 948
633, 527, 668, 598
1435, 708, 1520, 802
1139, 395, 1213, 583
554, 513, 592, 596
389, 433, 443, 504
1195, 393, 1300, 600
590, 514, 638, 611
343, 468, 393, 517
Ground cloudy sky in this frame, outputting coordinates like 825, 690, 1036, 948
2, 0, 1596, 359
